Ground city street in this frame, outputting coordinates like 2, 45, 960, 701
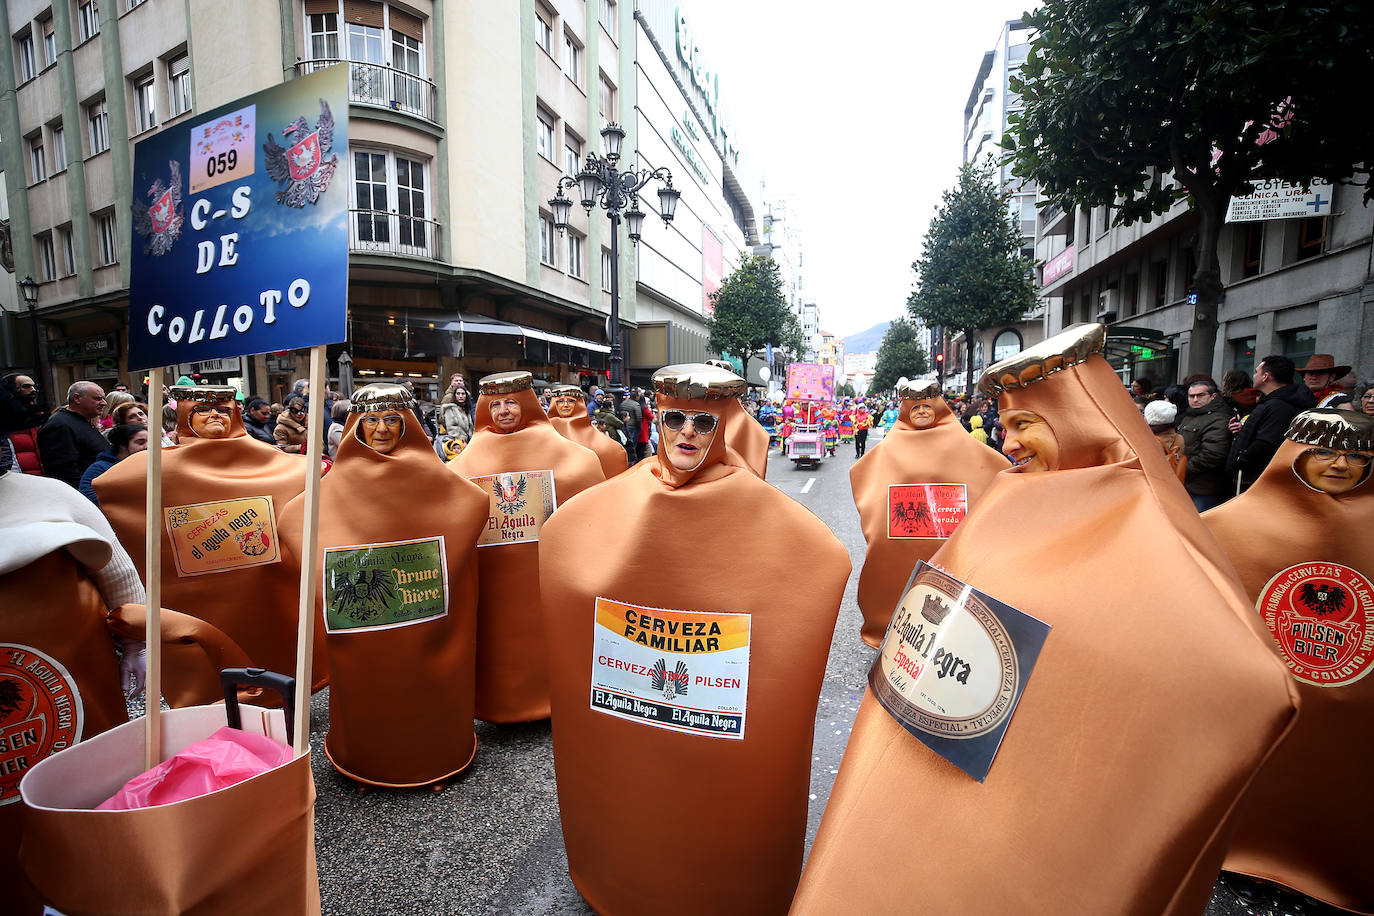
305, 432, 1294, 916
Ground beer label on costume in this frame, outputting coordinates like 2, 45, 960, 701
323, 536, 448, 634
1258, 562, 1374, 688
472, 469, 557, 548
164, 496, 281, 576
589, 598, 751, 740
0, 644, 85, 806
870, 561, 1050, 782
888, 484, 968, 539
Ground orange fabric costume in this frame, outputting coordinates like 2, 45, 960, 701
449, 372, 604, 722
540, 363, 849, 916
545, 384, 628, 479
849, 379, 1008, 646
280, 384, 488, 786
793, 325, 1299, 915
1204, 408, 1374, 913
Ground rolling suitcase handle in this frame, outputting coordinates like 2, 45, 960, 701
221, 667, 297, 749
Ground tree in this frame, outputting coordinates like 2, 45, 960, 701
870, 318, 930, 394
1006, 0, 1374, 376
705, 254, 804, 375
908, 163, 1037, 395
835, 381, 857, 399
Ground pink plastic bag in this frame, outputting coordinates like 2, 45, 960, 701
97, 726, 294, 810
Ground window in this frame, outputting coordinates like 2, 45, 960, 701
535, 7, 553, 55
36, 234, 57, 281
126, 0, 146, 9
390, 9, 424, 113
1151, 261, 1168, 308
58, 226, 76, 277
51, 122, 66, 172
307, 11, 339, 59
564, 134, 582, 176
168, 55, 192, 117
563, 33, 582, 86
992, 329, 1022, 363
87, 98, 109, 154
536, 108, 555, 161
567, 231, 585, 279
352, 150, 389, 244
28, 135, 46, 183
394, 154, 428, 250
602, 248, 612, 292
539, 216, 557, 266
1123, 271, 1139, 317
600, 0, 616, 39
17, 31, 36, 82
41, 17, 56, 68
598, 75, 615, 126
96, 211, 118, 265
350, 149, 432, 255
1296, 216, 1327, 261
1231, 337, 1256, 374
133, 73, 156, 132
1241, 223, 1263, 278
78, 1, 100, 42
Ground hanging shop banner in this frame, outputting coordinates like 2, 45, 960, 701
1225, 178, 1333, 223
163, 496, 281, 577
1257, 561, 1374, 688
888, 484, 969, 539
0, 644, 84, 806
589, 597, 751, 739
322, 536, 449, 634
786, 362, 835, 402
126, 65, 349, 371
471, 470, 558, 547
869, 561, 1050, 782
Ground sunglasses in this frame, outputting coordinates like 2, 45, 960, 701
191, 404, 233, 417
1308, 449, 1373, 467
660, 409, 718, 434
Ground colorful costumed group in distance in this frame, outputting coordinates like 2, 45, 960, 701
1, 324, 1371, 915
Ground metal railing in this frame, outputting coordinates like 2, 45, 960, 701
349, 209, 442, 260
296, 59, 437, 123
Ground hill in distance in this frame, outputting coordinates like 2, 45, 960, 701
841, 321, 890, 355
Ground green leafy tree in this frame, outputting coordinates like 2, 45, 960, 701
908, 163, 1036, 395
870, 318, 930, 394
835, 381, 857, 398
705, 254, 803, 375
1006, 0, 1374, 376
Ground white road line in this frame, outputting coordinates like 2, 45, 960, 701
801, 477, 816, 494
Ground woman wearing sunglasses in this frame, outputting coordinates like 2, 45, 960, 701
537, 362, 849, 916
1203, 408, 1374, 913
545, 384, 627, 479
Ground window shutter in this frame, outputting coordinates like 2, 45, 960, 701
389, 8, 423, 41
342, 0, 383, 27
304, 0, 338, 14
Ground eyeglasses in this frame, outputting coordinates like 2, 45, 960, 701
660, 409, 718, 434
360, 415, 403, 429
191, 404, 233, 417
1307, 449, 1373, 467
1362, 393, 1374, 401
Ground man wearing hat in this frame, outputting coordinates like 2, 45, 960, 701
1296, 354, 1353, 407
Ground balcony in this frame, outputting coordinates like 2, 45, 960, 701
297, 59, 437, 124
350, 209, 441, 260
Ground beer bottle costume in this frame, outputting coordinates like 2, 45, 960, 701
544, 384, 628, 480
94, 386, 312, 703
539, 363, 849, 916
849, 379, 1008, 647
704, 359, 770, 478
793, 325, 1299, 915
280, 384, 488, 787
1203, 409, 1374, 913
449, 372, 604, 722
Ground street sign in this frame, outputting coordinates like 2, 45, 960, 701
1226, 178, 1333, 223
126, 66, 349, 371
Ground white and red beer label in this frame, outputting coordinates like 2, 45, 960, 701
0, 644, 85, 805
1258, 562, 1374, 688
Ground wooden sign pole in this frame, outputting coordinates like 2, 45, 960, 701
143, 368, 165, 770
291, 345, 327, 756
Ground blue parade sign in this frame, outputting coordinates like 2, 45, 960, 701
126, 66, 349, 371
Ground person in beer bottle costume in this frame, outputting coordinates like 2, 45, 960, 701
544, 384, 628, 480
792, 324, 1299, 915
849, 378, 1009, 647
539, 363, 849, 916
448, 372, 603, 722
280, 384, 488, 789
1203, 408, 1374, 914
703, 359, 770, 477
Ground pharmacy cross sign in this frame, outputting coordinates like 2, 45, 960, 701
1307, 193, 1328, 213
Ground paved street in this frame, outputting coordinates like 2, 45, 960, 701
306, 433, 1319, 915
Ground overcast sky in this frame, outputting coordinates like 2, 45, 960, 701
683, 0, 1036, 340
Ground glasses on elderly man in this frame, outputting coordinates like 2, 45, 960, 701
191, 404, 233, 417
659, 409, 718, 435
1307, 449, 1373, 468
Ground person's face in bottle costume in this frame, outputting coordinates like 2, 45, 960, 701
1001, 408, 1060, 473
189, 400, 234, 438
1295, 447, 1372, 496
360, 410, 405, 455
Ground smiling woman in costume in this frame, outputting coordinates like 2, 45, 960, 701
279, 384, 488, 788
850, 378, 1008, 647
791, 325, 1298, 915
1203, 409, 1374, 913
448, 371, 603, 722
538, 363, 849, 916
544, 384, 627, 479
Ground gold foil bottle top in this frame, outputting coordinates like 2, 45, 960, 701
704, 359, 735, 372
978, 323, 1107, 397
169, 385, 237, 404
479, 371, 534, 396
898, 379, 942, 400
1286, 408, 1374, 450
348, 382, 414, 413
546, 384, 583, 399
652, 363, 747, 400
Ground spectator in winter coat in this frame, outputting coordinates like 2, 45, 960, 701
274, 396, 310, 454
1177, 379, 1234, 512
37, 381, 108, 487
617, 390, 641, 464
242, 397, 277, 445
1, 372, 47, 474
1144, 400, 1187, 483
79, 424, 149, 505
1226, 355, 1316, 492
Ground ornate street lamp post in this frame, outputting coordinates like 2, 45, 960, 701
18, 275, 47, 412
548, 122, 680, 398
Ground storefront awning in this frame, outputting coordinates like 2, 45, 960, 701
429, 312, 610, 354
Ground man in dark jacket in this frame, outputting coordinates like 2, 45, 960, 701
616, 389, 641, 464
242, 397, 277, 445
38, 381, 109, 488
1225, 355, 1315, 492
1177, 378, 1233, 511
0, 372, 47, 474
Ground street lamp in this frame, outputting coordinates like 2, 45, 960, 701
547, 121, 680, 397
18, 275, 47, 412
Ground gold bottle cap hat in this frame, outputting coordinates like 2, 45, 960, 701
546, 384, 583, 399
478, 371, 534, 396
348, 382, 414, 413
1286, 408, 1374, 450
652, 363, 747, 400
703, 359, 735, 372
169, 385, 237, 404
978, 323, 1107, 397
898, 379, 942, 400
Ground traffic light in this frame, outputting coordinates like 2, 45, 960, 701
935, 353, 944, 363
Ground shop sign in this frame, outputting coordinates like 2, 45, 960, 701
47, 334, 117, 362
674, 7, 738, 166
126, 65, 349, 371
1042, 245, 1074, 285
180, 357, 246, 375
1226, 178, 1333, 223
670, 126, 710, 186
702, 228, 723, 315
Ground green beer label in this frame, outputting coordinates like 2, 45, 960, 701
323, 536, 448, 633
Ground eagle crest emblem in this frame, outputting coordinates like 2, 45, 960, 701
650, 658, 689, 700
493, 473, 528, 513
263, 99, 338, 207
331, 568, 396, 624
132, 161, 184, 256
1299, 581, 1350, 618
